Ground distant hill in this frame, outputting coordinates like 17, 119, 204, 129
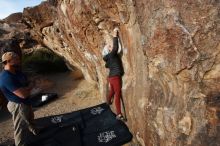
3, 12, 23, 24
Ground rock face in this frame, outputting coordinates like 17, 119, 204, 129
22, 0, 220, 145
0, 12, 39, 56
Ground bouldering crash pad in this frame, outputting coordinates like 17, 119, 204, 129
28, 103, 133, 146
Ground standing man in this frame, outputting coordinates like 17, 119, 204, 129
103, 28, 125, 121
0, 52, 38, 146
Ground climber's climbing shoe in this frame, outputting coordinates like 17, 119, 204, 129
116, 114, 125, 121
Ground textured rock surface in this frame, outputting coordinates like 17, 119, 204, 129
0, 12, 39, 56
20, 0, 220, 145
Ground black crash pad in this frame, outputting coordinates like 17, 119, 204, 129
28, 103, 133, 146
30, 125, 81, 146
30, 93, 58, 107
83, 122, 132, 146
35, 108, 84, 129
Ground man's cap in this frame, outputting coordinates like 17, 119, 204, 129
1, 52, 19, 63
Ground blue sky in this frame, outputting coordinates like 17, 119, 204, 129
0, 0, 44, 19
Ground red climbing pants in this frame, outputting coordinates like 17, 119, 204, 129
107, 76, 122, 115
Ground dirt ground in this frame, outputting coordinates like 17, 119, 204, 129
0, 71, 103, 145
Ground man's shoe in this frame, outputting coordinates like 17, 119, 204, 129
32, 128, 40, 135
30, 126, 45, 135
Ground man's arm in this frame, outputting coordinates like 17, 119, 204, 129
13, 87, 31, 99
5, 77, 31, 99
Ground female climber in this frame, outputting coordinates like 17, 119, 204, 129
102, 28, 125, 121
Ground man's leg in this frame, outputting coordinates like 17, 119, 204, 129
19, 104, 38, 135
7, 102, 28, 146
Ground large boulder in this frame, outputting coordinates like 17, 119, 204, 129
20, 0, 220, 145
0, 12, 39, 60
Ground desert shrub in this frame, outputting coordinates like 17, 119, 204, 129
22, 48, 68, 74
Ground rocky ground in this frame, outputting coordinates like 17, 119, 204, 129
0, 71, 103, 145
